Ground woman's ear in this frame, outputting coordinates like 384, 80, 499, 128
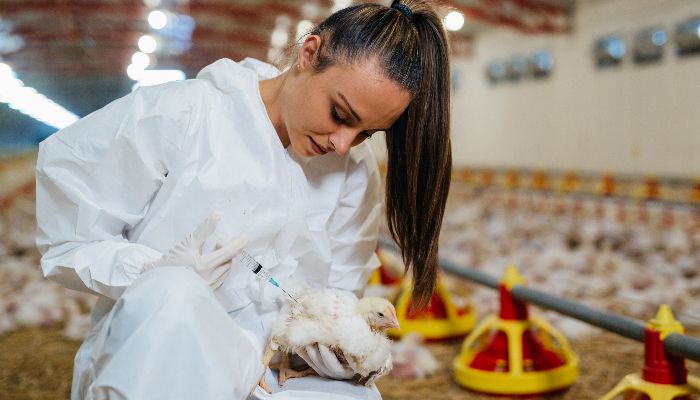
298, 35, 322, 71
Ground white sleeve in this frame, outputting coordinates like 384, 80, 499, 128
326, 144, 383, 298
36, 81, 199, 300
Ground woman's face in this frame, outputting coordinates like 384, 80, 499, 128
281, 56, 412, 158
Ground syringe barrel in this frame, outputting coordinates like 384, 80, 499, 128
233, 251, 272, 282
255, 268, 273, 282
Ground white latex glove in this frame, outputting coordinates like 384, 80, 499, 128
141, 211, 248, 291
296, 344, 356, 380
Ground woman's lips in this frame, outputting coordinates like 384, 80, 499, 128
309, 137, 328, 155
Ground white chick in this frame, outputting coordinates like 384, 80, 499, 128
253, 288, 400, 394
63, 312, 92, 341
390, 332, 438, 380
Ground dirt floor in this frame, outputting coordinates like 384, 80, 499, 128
1, 327, 698, 400
0, 326, 80, 400
376, 329, 700, 400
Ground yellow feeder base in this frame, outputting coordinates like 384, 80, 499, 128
367, 268, 383, 285
599, 306, 700, 400
453, 314, 580, 395
599, 373, 700, 400
388, 279, 477, 340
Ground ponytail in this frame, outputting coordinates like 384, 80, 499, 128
385, 0, 452, 311
284, 0, 452, 311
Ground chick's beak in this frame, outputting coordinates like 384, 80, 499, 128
386, 310, 400, 331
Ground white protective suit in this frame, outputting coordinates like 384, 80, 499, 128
36, 58, 383, 400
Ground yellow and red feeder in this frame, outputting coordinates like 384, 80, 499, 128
387, 276, 477, 341
366, 247, 405, 302
453, 266, 579, 395
599, 305, 700, 400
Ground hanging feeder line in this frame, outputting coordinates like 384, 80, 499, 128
377, 238, 700, 364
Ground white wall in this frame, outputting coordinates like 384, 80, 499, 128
439, 0, 700, 178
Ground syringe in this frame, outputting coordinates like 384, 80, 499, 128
214, 234, 298, 303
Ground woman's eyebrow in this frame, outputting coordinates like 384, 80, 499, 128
337, 91, 362, 122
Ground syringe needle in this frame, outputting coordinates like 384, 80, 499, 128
280, 287, 300, 304
214, 232, 299, 304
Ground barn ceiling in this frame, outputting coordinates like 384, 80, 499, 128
0, 0, 574, 146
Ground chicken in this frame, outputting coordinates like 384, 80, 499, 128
252, 288, 400, 394
389, 332, 438, 380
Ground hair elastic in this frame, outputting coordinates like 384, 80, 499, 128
392, 2, 413, 23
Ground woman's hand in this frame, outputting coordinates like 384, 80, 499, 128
296, 344, 356, 380
141, 211, 248, 291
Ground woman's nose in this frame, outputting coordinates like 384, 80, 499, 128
329, 128, 357, 155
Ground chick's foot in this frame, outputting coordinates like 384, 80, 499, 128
252, 375, 271, 395
271, 352, 317, 387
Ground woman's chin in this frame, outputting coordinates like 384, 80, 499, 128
290, 141, 316, 158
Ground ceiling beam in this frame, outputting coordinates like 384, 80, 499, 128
451, 0, 571, 34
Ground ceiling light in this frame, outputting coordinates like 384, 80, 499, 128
7, 87, 38, 111
148, 11, 167, 29
0, 66, 79, 129
0, 77, 22, 103
127, 63, 145, 80
296, 20, 314, 41
132, 52, 151, 69
0, 62, 12, 79
271, 29, 289, 48
651, 30, 668, 46
267, 47, 280, 63
445, 11, 464, 31
138, 35, 157, 53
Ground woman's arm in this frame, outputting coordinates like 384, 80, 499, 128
36, 81, 200, 299
325, 143, 383, 298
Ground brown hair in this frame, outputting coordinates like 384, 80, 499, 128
284, 1, 452, 311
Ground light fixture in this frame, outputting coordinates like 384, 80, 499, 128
529, 50, 554, 77
0, 62, 12, 79
676, 18, 700, 56
652, 30, 668, 46
594, 35, 625, 67
271, 29, 289, 48
487, 61, 506, 84
138, 35, 157, 54
126, 63, 145, 80
296, 20, 314, 41
633, 27, 666, 64
267, 47, 280, 63
148, 11, 167, 30
445, 11, 465, 31
131, 52, 150, 69
0, 63, 79, 129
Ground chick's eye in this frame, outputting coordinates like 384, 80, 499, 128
378, 312, 384, 317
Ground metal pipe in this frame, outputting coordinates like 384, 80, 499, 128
664, 333, 700, 364
376, 237, 700, 363
509, 285, 646, 342
440, 258, 499, 289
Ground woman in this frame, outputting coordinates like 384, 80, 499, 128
35, 1, 451, 399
